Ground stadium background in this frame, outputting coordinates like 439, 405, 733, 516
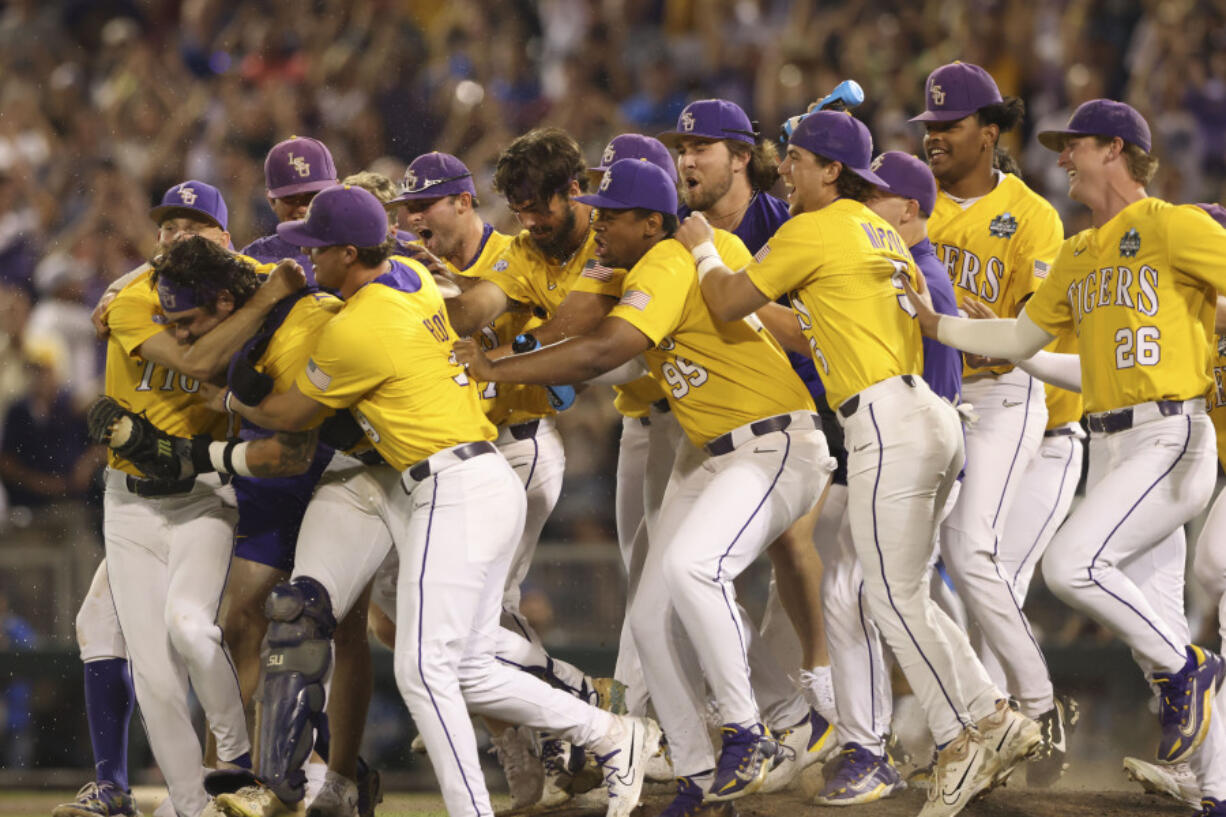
0, 0, 1224, 800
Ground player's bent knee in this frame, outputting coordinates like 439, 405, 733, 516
1039, 552, 1079, 599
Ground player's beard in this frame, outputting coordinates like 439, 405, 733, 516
682, 165, 734, 213
529, 205, 578, 260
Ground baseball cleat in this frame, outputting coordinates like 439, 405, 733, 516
1028, 694, 1079, 787
657, 775, 738, 817
354, 758, 381, 817
916, 728, 994, 817
1152, 645, 1224, 764
408, 733, 427, 755
906, 749, 937, 791
489, 725, 543, 808
593, 715, 661, 817
216, 786, 302, 817
1201, 797, 1226, 816
538, 737, 576, 807
52, 782, 142, 817
304, 772, 357, 817
587, 677, 629, 715
973, 699, 1043, 790
761, 708, 837, 793
1122, 756, 1200, 808
813, 743, 905, 806
707, 722, 778, 801
646, 733, 674, 782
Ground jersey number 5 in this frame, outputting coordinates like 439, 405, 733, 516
890, 261, 918, 318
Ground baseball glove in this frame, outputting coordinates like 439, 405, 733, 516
86, 396, 198, 481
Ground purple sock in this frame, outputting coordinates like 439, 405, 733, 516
84, 658, 134, 791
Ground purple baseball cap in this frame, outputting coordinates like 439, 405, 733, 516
909, 62, 1003, 123
265, 136, 338, 199
574, 159, 678, 215
277, 184, 389, 248
1197, 203, 1226, 229
788, 111, 887, 187
1036, 99, 1152, 153
150, 180, 228, 230
588, 134, 678, 186
387, 152, 477, 204
658, 99, 757, 148
870, 151, 938, 216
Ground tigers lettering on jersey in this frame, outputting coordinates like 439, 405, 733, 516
929, 173, 1064, 377
745, 199, 924, 408
296, 256, 495, 469
607, 231, 813, 446
1025, 198, 1226, 414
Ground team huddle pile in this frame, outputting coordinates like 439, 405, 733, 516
54, 60, 1226, 817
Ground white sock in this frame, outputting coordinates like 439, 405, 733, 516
800, 665, 837, 725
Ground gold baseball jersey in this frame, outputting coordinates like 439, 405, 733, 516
489, 227, 669, 418
608, 231, 813, 447
745, 198, 924, 409
1024, 198, 1226, 415
1208, 334, 1226, 470
104, 256, 274, 476
1042, 329, 1083, 428
929, 173, 1064, 376
259, 291, 344, 393
428, 226, 549, 427
296, 256, 496, 470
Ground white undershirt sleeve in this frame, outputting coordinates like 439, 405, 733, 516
1016, 351, 1083, 392
935, 308, 1054, 361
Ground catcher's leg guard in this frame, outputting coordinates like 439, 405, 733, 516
259, 577, 336, 805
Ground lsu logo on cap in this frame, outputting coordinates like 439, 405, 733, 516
288, 152, 311, 178
930, 84, 946, 106
870, 155, 885, 171
681, 111, 695, 132
404, 169, 419, 192
599, 172, 613, 192
178, 185, 198, 205
601, 144, 617, 166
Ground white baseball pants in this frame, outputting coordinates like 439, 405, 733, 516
977, 426, 1084, 692
78, 561, 126, 663
496, 418, 565, 638
102, 470, 248, 817
842, 377, 1000, 746
941, 368, 1053, 718
1195, 484, 1226, 647
1042, 402, 1216, 675
614, 407, 684, 716
627, 414, 830, 777
390, 446, 615, 817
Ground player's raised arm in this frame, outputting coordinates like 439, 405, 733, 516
903, 276, 1054, 360
675, 212, 771, 322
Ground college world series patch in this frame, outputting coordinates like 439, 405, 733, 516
1119, 228, 1141, 258
988, 212, 1018, 239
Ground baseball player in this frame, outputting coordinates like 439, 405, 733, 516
662, 99, 836, 717
91, 180, 303, 817
803, 150, 964, 806
381, 150, 595, 808
502, 133, 836, 796
455, 157, 833, 815
206, 184, 659, 817
902, 99, 1226, 814
911, 63, 1071, 767
678, 111, 1041, 817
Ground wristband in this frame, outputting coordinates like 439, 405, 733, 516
696, 254, 724, 280
689, 240, 718, 264
208, 440, 254, 477
223, 389, 235, 413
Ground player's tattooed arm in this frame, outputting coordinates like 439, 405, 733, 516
226, 382, 330, 433
455, 315, 650, 386
488, 291, 619, 360
675, 213, 771, 322
243, 429, 319, 478
445, 279, 511, 336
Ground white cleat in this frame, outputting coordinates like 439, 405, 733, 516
1123, 756, 1201, 808
215, 786, 302, 817
538, 737, 575, 807
974, 700, 1043, 790
305, 772, 357, 817
761, 708, 838, 793
490, 726, 544, 809
593, 715, 662, 817
916, 728, 994, 817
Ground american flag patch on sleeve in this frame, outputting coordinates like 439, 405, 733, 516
305, 358, 332, 391
582, 259, 614, 281
753, 244, 772, 262
1033, 260, 1050, 279
619, 289, 652, 311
